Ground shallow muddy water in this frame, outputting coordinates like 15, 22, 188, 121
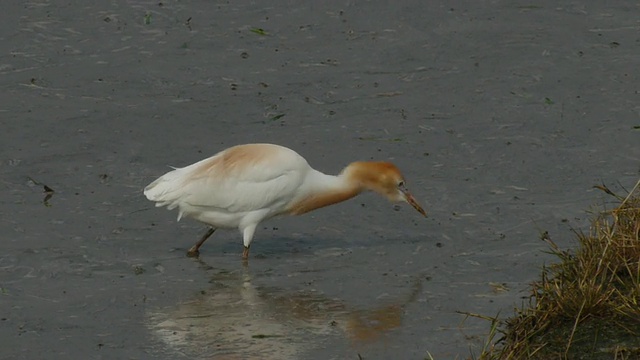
2, 1, 639, 359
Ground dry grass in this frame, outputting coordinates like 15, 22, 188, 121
475, 179, 640, 360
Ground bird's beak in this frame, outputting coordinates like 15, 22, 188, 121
399, 186, 427, 217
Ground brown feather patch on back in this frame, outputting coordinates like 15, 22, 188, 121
191, 144, 279, 180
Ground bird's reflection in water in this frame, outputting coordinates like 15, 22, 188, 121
146, 260, 422, 359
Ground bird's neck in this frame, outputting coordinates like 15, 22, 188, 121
286, 166, 364, 215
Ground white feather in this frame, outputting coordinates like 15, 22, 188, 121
144, 144, 310, 227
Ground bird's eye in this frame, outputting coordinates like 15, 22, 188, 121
397, 180, 405, 188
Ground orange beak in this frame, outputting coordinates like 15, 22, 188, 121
400, 187, 427, 217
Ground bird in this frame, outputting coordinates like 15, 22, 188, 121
144, 143, 426, 260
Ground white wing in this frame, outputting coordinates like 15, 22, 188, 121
179, 158, 307, 213
144, 144, 310, 220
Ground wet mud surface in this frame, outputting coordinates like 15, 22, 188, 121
2, 1, 639, 359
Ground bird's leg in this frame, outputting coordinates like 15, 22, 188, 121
241, 224, 257, 261
187, 227, 216, 257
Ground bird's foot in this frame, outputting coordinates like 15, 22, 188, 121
186, 247, 200, 258
242, 246, 250, 260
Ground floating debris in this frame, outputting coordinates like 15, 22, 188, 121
252, 334, 284, 339
489, 282, 509, 293
250, 27, 267, 36
269, 114, 286, 121
357, 136, 403, 142
27, 177, 55, 207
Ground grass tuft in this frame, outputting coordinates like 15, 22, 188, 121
476, 179, 640, 359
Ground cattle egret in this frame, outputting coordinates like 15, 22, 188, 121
144, 143, 426, 260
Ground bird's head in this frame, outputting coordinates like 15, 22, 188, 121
344, 161, 427, 217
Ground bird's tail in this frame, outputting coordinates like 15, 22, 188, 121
144, 168, 187, 220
